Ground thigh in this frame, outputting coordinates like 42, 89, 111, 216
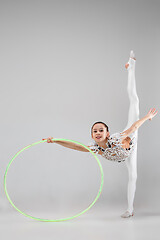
126, 143, 138, 177
123, 101, 139, 132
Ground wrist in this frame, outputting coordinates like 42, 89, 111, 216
145, 115, 150, 120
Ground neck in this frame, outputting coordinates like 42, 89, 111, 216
97, 138, 108, 148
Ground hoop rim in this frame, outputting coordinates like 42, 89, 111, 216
4, 138, 104, 222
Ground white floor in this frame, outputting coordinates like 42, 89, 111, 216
0, 206, 160, 240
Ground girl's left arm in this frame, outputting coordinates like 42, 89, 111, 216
121, 108, 158, 138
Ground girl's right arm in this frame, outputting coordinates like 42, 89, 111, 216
45, 137, 90, 152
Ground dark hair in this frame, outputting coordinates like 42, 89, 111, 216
91, 121, 109, 135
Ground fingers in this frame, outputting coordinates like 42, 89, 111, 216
42, 137, 54, 143
47, 137, 54, 143
151, 108, 158, 115
148, 108, 157, 113
154, 110, 158, 116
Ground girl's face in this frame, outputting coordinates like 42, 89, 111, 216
92, 123, 109, 143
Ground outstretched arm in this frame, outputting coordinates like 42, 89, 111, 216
121, 108, 158, 138
44, 137, 90, 152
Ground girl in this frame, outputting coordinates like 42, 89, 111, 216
45, 51, 157, 218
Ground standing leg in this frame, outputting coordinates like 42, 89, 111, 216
121, 51, 139, 218
125, 141, 138, 214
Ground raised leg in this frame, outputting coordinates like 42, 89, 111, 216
123, 51, 139, 131
121, 51, 139, 218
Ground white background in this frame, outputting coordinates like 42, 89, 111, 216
0, 0, 159, 224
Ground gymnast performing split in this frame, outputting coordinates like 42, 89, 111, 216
46, 51, 158, 218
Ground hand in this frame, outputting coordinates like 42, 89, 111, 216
47, 137, 54, 143
42, 137, 54, 143
146, 108, 158, 121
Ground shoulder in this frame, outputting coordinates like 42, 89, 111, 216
108, 133, 124, 146
88, 142, 98, 153
110, 132, 122, 141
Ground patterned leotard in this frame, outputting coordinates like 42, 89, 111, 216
89, 133, 137, 163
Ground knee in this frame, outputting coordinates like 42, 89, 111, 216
129, 94, 139, 105
129, 172, 137, 182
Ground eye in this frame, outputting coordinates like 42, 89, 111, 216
100, 129, 103, 132
93, 130, 97, 133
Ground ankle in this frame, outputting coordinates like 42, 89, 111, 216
127, 208, 134, 214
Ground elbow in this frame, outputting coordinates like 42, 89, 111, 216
132, 124, 138, 131
134, 125, 138, 130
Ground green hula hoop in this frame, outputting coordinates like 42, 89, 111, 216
4, 139, 104, 222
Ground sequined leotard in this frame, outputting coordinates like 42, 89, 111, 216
89, 133, 137, 163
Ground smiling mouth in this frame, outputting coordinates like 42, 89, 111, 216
96, 136, 101, 139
